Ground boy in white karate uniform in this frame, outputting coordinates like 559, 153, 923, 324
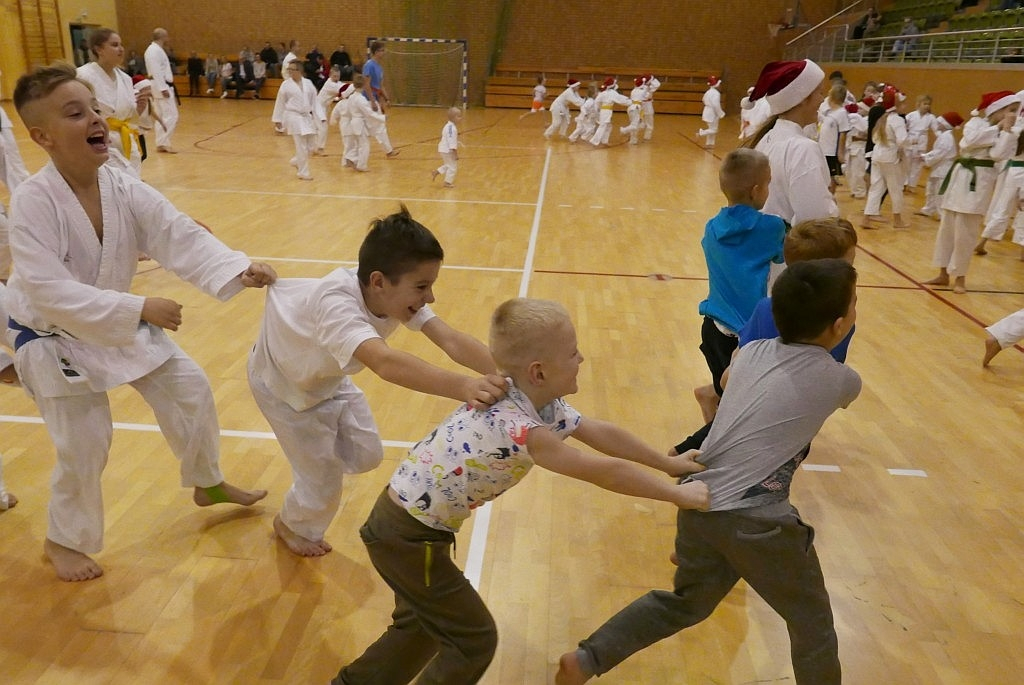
917, 111, 963, 219
544, 79, 583, 139
568, 82, 599, 143
328, 83, 356, 167
7, 63, 276, 582
589, 78, 631, 147
272, 59, 325, 181
248, 205, 506, 557
698, 76, 725, 149
432, 106, 462, 187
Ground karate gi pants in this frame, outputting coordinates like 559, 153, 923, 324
249, 370, 382, 542
25, 348, 223, 553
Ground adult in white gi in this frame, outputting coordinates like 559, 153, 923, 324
272, 59, 325, 180
544, 79, 584, 139
144, 28, 178, 153
697, 76, 725, 148
589, 78, 631, 146
77, 29, 144, 177
925, 91, 1020, 293
749, 60, 838, 228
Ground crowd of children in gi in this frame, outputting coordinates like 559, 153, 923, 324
0, 50, 1022, 685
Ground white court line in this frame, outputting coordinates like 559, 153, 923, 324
802, 464, 842, 472
0, 415, 416, 448
462, 147, 551, 590
248, 256, 521, 273
161, 186, 535, 208
888, 468, 928, 477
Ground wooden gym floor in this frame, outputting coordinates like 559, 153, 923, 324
0, 97, 1021, 684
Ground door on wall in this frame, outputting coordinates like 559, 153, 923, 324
69, 23, 95, 66
17, 0, 65, 68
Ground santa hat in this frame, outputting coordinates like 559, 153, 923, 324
132, 77, 153, 93
749, 59, 825, 116
862, 96, 875, 107
971, 90, 1020, 118
600, 77, 617, 91
844, 103, 860, 114
567, 78, 580, 88
740, 86, 756, 111
937, 111, 964, 129
634, 76, 645, 87
708, 75, 720, 87
881, 85, 899, 110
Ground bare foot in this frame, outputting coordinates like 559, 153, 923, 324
952, 277, 966, 294
431, 169, 439, 182
274, 514, 332, 556
0, 490, 17, 510
193, 481, 268, 507
982, 335, 1003, 367
669, 550, 679, 565
556, 651, 592, 685
974, 240, 988, 256
694, 384, 720, 423
922, 274, 949, 286
45, 538, 104, 582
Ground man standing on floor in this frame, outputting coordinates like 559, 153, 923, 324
145, 28, 179, 153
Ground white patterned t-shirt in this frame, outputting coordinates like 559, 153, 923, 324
389, 380, 582, 532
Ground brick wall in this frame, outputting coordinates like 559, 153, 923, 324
114, 0, 843, 107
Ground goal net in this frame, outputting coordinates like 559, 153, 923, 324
366, 37, 467, 108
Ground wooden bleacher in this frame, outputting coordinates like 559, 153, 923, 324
485, 65, 718, 115
172, 75, 284, 100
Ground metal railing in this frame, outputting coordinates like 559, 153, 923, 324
785, 26, 1024, 64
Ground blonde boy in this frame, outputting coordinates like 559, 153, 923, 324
333, 298, 709, 685
432, 106, 462, 188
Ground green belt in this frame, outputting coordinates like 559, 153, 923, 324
939, 157, 995, 195
1007, 160, 1024, 168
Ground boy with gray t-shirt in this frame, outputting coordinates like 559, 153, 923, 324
558, 258, 861, 685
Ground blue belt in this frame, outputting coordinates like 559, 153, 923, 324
8, 318, 56, 351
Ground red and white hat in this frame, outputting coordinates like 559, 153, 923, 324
971, 90, 1020, 118
844, 103, 859, 114
707, 75, 720, 87
881, 85, 899, 110
749, 59, 825, 116
567, 78, 580, 88
937, 111, 964, 129
132, 76, 153, 93
634, 76, 645, 87
600, 77, 617, 91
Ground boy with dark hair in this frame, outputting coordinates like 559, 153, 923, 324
248, 204, 507, 557
8, 62, 276, 581
559, 258, 861, 685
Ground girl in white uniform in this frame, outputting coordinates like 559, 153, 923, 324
347, 74, 388, 172
272, 59, 325, 181
917, 112, 963, 219
862, 86, 909, 228
924, 91, 1021, 294
568, 82, 599, 143
76, 28, 143, 177
315, 66, 345, 154
328, 83, 356, 167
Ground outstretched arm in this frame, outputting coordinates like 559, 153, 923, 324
572, 417, 705, 478
353, 337, 505, 410
529, 427, 708, 510
421, 317, 497, 376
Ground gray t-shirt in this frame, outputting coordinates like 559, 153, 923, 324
693, 338, 861, 512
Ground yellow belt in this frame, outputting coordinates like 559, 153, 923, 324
600, 105, 614, 110
106, 117, 140, 158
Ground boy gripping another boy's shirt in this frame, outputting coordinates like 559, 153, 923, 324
248, 205, 506, 557
333, 298, 709, 685
559, 258, 862, 685
7, 63, 276, 582
693, 148, 785, 423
